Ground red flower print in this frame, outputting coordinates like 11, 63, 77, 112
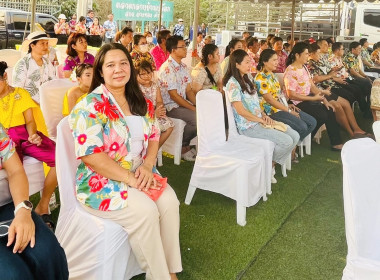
94, 95, 119, 120
78, 134, 87, 145
88, 112, 96, 119
93, 146, 104, 153
184, 76, 189, 83
110, 142, 120, 152
120, 191, 128, 200
146, 98, 155, 119
89, 174, 109, 193
99, 198, 111, 211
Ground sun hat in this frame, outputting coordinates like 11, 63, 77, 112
58, 14, 67, 20
21, 31, 58, 52
178, 18, 183, 22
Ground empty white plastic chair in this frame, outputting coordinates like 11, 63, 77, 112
39, 79, 77, 140
185, 89, 268, 226
55, 117, 142, 280
341, 138, 380, 280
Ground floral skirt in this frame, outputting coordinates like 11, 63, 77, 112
158, 116, 174, 132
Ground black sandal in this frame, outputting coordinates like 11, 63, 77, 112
41, 214, 55, 231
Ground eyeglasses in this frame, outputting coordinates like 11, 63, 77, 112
139, 72, 152, 77
176, 46, 187, 49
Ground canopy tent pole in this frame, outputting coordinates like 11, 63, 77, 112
290, 0, 296, 42
77, 0, 88, 18
191, 0, 200, 67
30, 0, 37, 32
158, 0, 163, 31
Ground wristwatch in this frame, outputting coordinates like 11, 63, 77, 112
288, 108, 292, 113
14, 200, 33, 215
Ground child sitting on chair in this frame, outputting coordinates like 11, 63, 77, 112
0, 61, 57, 229
136, 60, 174, 147
62, 64, 93, 116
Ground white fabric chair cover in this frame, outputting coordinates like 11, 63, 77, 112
0, 49, 22, 67
39, 79, 77, 140
5, 67, 13, 86
225, 92, 274, 195
55, 118, 142, 280
373, 121, 380, 144
55, 46, 68, 65
161, 118, 186, 165
0, 156, 45, 197
185, 89, 268, 226
341, 138, 380, 280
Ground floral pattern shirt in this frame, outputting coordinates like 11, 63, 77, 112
75, 23, 87, 34
54, 22, 69, 35
343, 52, 361, 73
12, 54, 55, 103
226, 76, 261, 132
69, 84, 160, 211
63, 52, 95, 72
191, 64, 222, 90
0, 124, 15, 169
329, 55, 350, 79
103, 20, 117, 39
158, 56, 191, 111
284, 65, 312, 105
319, 53, 331, 72
254, 70, 287, 115
69, 20, 76, 33
274, 50, 288, 73
247, 50, 258, 75
130, 50, 156, 71
307, 59, 337, 89
90, 25, 104, 36
150, 45, 170, 70
361, 48, 374, 69
371, 49, 380, 65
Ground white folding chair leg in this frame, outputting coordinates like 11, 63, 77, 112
281, 163, 287, 177
157, 147, 163, 167
298, 140, 304, 158
236, 203, 247, 227
185, 184, 197, 205
304, 134, 311, 155
286, 153, 291, 171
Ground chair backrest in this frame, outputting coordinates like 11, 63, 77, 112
196, 89, 227, 155
5, 67, 13, 86
224, 92, 241, 139
342, 138, 380, 263
55, 45, 68, 65
39, 79, 77, 139
56, 117, 80, 210
0, 49, 22, 67
373, 121, 380, 144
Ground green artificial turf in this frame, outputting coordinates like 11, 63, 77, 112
32, 106, 373, 280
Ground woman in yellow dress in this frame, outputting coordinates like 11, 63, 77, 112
0, 61, 57, 229
62, 64, 93, 116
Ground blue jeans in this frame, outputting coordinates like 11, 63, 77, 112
0, 203, 68, 280
270, 111, 317, 141
240, 124, 299, 165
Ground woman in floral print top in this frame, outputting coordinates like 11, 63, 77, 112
68, 43, 182, 279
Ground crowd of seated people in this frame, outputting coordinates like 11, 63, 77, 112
3, 26, 380, 279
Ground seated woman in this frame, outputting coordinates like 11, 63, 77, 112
69, 43, 182, 280
62, 63, 93, 116
371, 78, 380, 120
0, 123, 68, 280
308, 43, 367, 138
224, 49, 299, 183
191, 44, 223, 93
89, 17, 104, 47
284, 42, 343, 151
136, 60, 174, 147
130, 34, 156, 70
63, 33, 95, 78
75, 16, 87, 34
13, 31, 57, 104
0, 61, 58, 229
254, 49, 317, 161
221, 39, 244, 75
372, 42, 380, 67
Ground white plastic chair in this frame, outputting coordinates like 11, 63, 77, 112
159, 118, 197, 165
341, 138, 380, 280
185, 89, 268, 226
298, 133, 312, 158
373, 121, 380, 144
225, 93, 275, 194
0, 49, 22, 67
314, 124, 326, 144
39, 79, 77, 140
55, 117, 142, 280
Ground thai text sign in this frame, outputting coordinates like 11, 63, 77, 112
112, 0, 174, 22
